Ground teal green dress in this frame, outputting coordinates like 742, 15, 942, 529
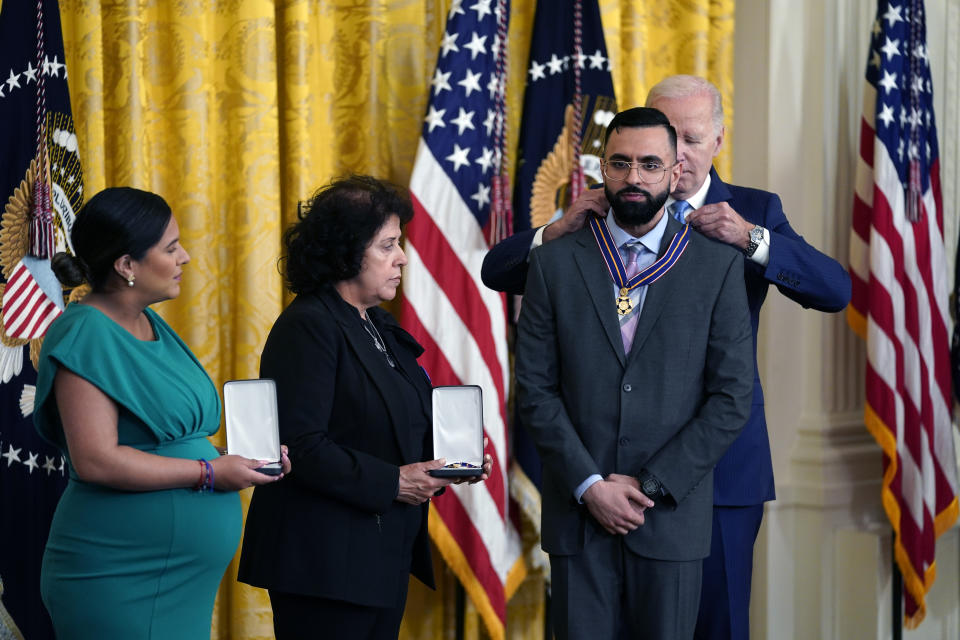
33, 304, 241, 639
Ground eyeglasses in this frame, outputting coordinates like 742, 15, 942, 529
602, 160, 675, 184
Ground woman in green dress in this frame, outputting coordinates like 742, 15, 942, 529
33, 187, 290, 639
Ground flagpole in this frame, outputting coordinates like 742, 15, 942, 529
892, 533, 902, 640
455, 580, 465, 640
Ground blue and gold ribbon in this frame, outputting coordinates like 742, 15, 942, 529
588, 215, 691, 315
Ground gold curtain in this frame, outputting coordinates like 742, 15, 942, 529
58, 1, 732, 638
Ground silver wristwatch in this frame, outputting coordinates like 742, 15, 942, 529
745, 225, 764, 258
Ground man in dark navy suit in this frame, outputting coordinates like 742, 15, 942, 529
482, 75, 851, 640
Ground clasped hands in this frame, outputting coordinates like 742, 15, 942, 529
582, 473, 655, 536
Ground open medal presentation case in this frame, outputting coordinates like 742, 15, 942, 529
223, 379, 283, 475
428, 385, 485, 478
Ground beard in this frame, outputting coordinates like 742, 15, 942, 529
605, 182, 671, 229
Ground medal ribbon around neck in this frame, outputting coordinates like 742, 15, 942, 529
588, 215, 691, 316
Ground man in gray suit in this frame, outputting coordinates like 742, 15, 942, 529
516, 107, 754, 640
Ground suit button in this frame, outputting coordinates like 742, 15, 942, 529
619, 437, 630, 446
623, 383, 632, 392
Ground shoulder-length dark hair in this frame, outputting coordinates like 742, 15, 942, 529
283, 175, 413, 295
51, 187, 172, 291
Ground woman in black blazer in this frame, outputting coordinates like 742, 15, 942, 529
238, 175, 490, 639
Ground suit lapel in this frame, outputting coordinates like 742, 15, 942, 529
704, 167, 733, 205
573, 226, 627, 367
318, 291, 416, 462
628, 214, 689, 359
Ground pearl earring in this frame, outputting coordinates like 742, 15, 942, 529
127, 275, 135, 287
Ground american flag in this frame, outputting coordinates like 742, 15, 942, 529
401, 0, 524, 637
848, 0, 958, 627
2, 257, 63, 340
0, 1, 79, 637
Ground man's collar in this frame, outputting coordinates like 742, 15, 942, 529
666, 170, 712, 211
605, 207, 669, 255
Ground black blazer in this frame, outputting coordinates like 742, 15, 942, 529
238, 288, 435, 607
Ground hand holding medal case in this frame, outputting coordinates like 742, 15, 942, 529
428, 385, 484, 478
223, 379, 283, 475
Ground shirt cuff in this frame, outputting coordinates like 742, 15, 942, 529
750, 226, 771, 267
528, 225, 547, 259
574, 474, 603, 503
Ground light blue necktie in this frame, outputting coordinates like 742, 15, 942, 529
670, 200, 692, 223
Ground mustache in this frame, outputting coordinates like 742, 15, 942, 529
614, 186, 652, 198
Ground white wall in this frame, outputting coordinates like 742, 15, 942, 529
730, 0, 960, 638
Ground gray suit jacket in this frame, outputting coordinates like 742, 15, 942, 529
516, 214, 754, 561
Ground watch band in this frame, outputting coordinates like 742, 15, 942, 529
745, 225, 764, 258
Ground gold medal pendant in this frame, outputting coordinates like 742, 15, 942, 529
617, 287, 633, 316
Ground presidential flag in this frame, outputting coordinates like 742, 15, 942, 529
401, 1, 524, 638
848, 0, 958, 627
509, 0, 616, 563
0, 1, 82, 637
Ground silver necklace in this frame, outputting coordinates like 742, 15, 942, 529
362, 316, 396, 368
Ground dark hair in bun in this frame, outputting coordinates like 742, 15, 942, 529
54, 187, 172, 291
50, 252, 91, 288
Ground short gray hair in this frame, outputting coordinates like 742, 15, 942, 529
646, 75, 724, 134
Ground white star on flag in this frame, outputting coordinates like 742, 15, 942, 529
23, 61, 37, 83
528, 60, 546, 81
441, 32, 460, 57
879, 70, 898, 93
464, 31, 488, 59
432, 68, 452, 95
471, 183, 491, 208
588, 49, 606, 69
24, 451, 39, 473
459, 68, 483, 97
475, 146, 494, 173
424, 105, 446, 132
483, 109, 496, 135
451, 107, 476, 134
2, 445, 22, 467
445, 143, 471, 171
470, 0, 492, 20
6, 69, 21, 91
546, 53, 564, 75
881, 37, 900, 60
883, 4, 903, 26
878, 103, 895, 127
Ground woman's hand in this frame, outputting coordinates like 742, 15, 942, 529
396, 459, 452, 505
279, 445, 292, 475
455, 437, 493, 485
209, 455, 283, 491
459, 452, 493, 485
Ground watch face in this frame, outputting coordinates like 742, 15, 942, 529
750, 226, 763, 243
642, 477, 660, 495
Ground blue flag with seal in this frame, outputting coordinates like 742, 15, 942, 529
0, 1, 83, 637
508, 0, 616, 571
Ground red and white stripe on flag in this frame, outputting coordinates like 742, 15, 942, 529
848, 0, 958, 627
2, 260, 62, 340
401, 3, 525, 637
404, 140, 525, 639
